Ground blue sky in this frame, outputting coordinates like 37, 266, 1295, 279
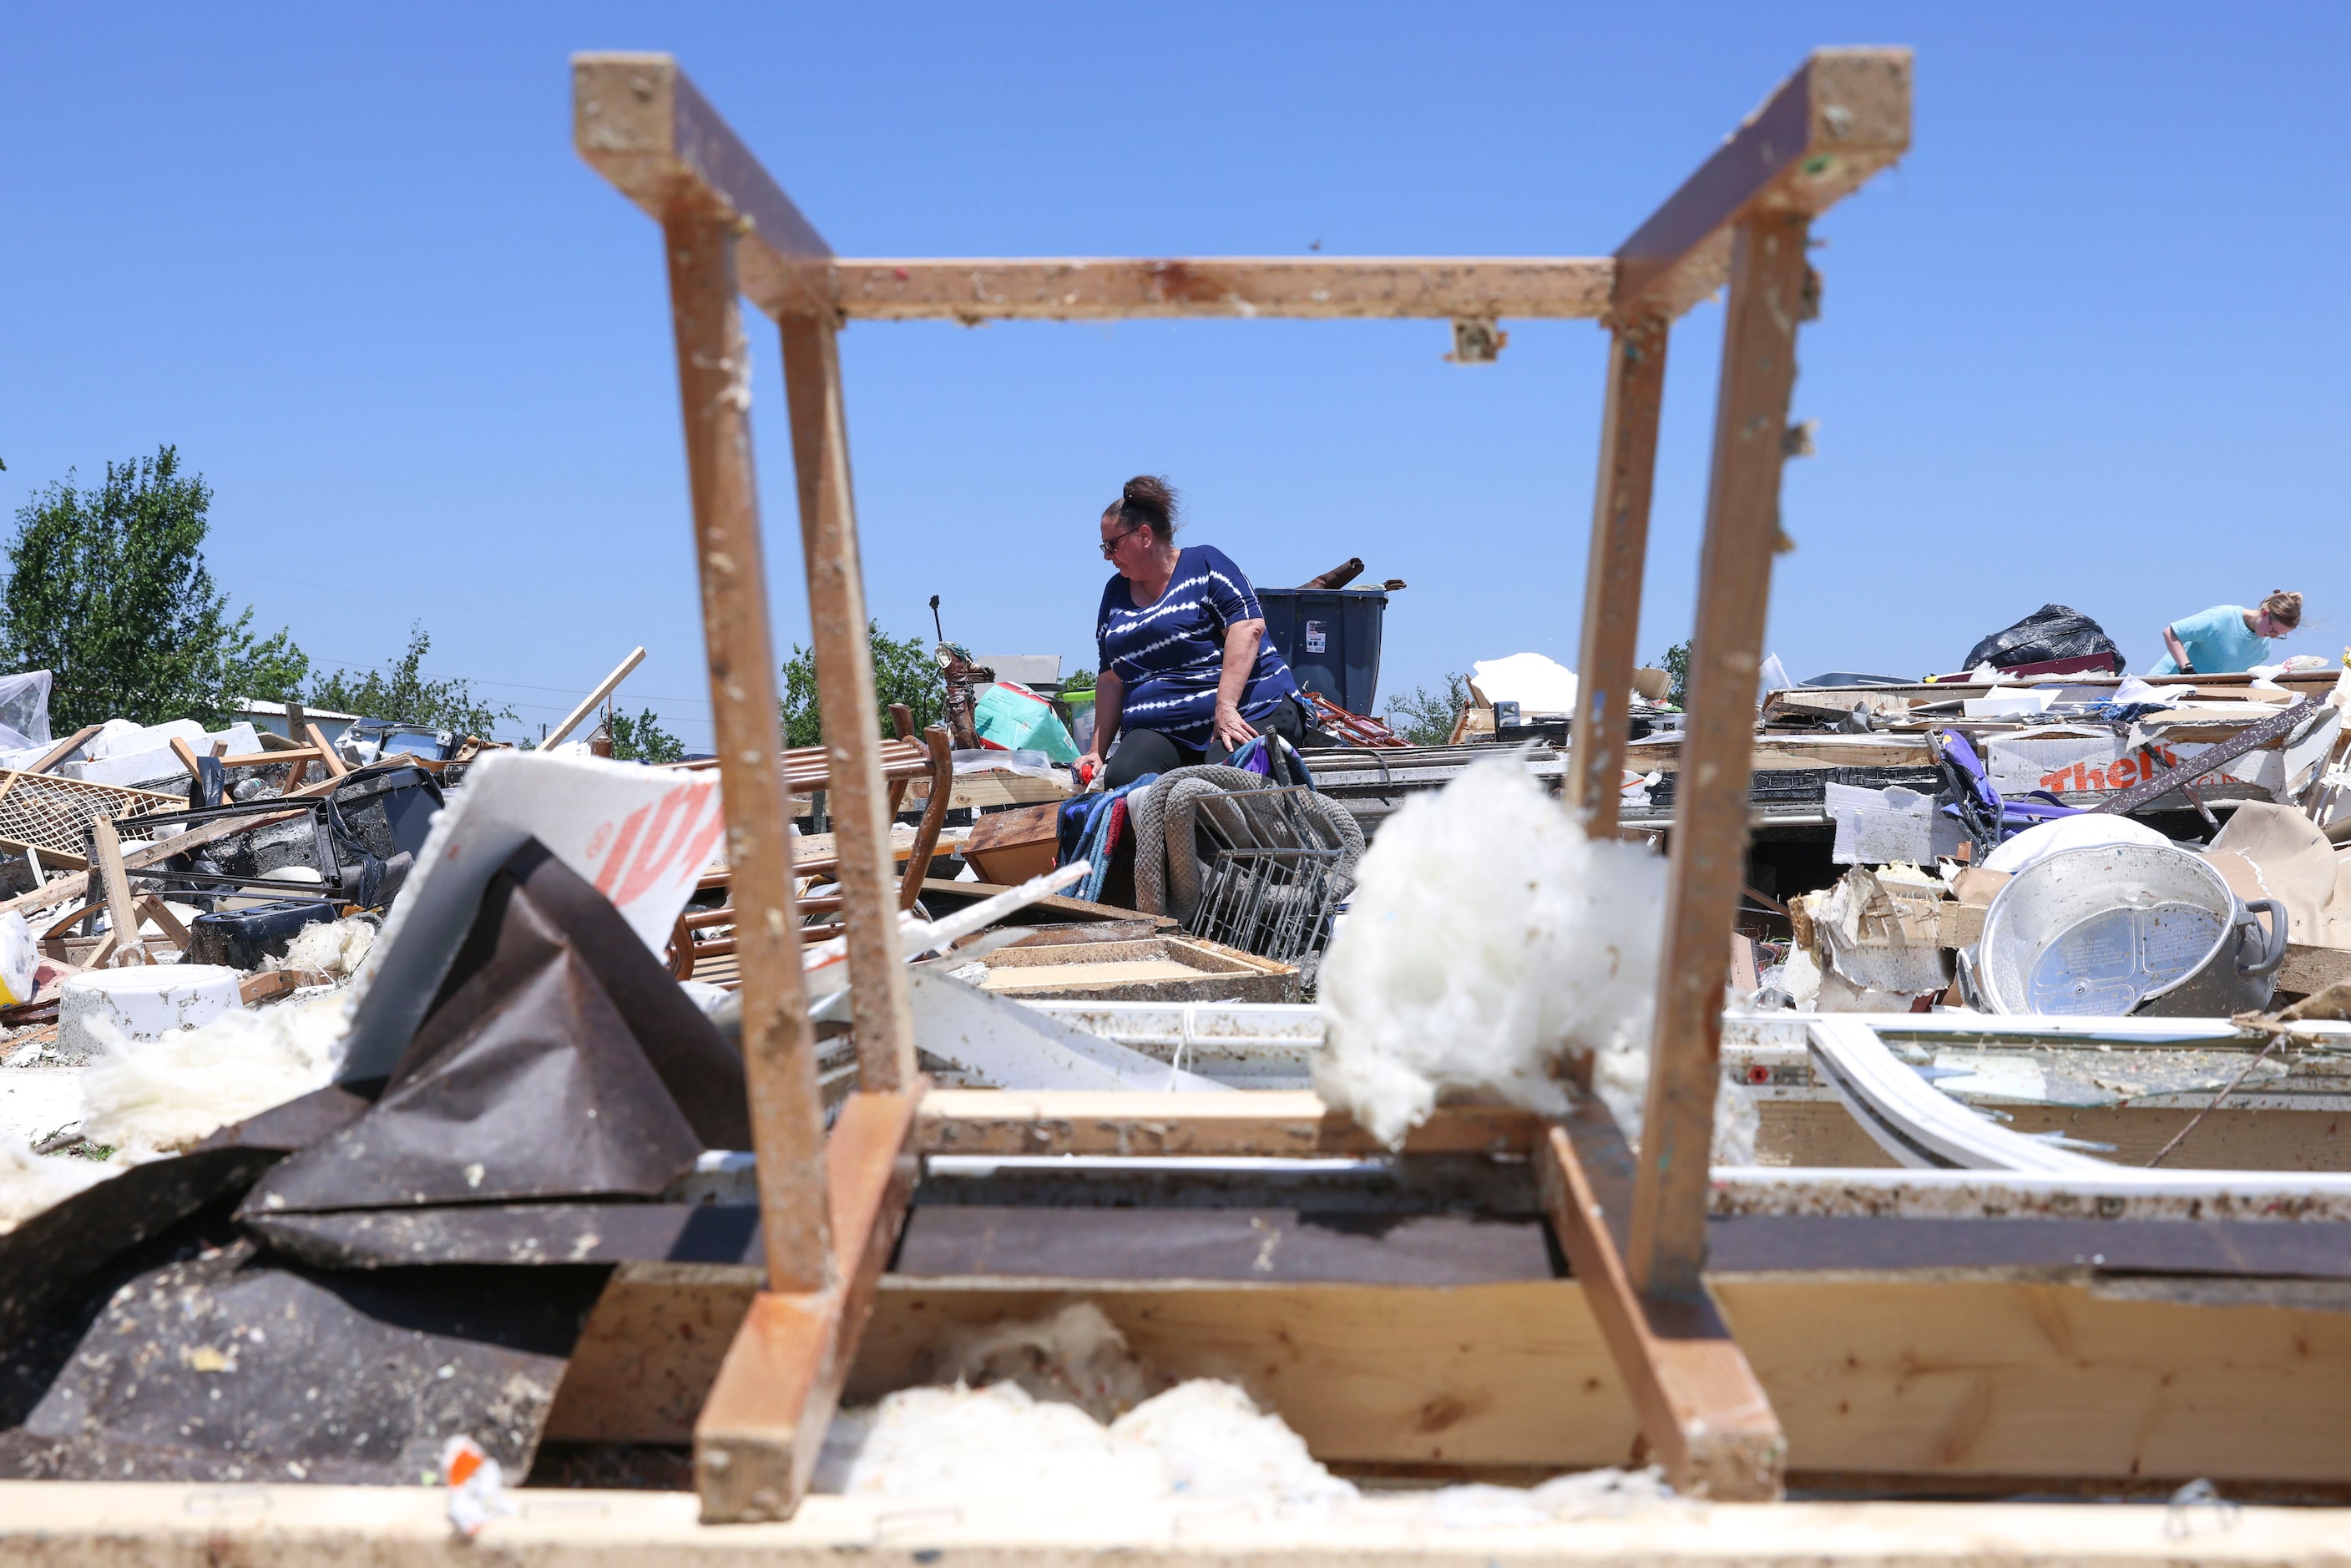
4, 4, 2344, 746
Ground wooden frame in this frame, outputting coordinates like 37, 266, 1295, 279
577, 46, 1909, 1515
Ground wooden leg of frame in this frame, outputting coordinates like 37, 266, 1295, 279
778, 313, 916, 1093
662, 210, 832, 1292
695, 1085, 923, 1523
1538, 1106, 1784, 1500
1566, 311, 1670, 836
1627, 213, 1812, 1299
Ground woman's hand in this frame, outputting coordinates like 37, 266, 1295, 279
1074, 750, 1103, 784
1212, 700, 1259, 752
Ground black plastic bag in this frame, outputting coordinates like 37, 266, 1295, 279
1959, 604, 2124, 674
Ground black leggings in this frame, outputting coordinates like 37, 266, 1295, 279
1101, 699, 1305, 792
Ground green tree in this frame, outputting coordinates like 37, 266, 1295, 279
1385, 672, 1468, 746
309, 623, 516, 736
1060, 667, 1096, 696
2, 447, 310, 729
606, 706, 685, 763
1656, 640, 1692, 708
778, 622, 945, 749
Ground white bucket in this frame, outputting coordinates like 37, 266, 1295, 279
56, 965, 243, 1064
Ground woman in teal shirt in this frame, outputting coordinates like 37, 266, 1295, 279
2150, 589, 2302, 675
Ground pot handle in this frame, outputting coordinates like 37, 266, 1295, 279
2237, 898, 2289, 978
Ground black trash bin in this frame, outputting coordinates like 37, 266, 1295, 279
1253, 587, 1389, 716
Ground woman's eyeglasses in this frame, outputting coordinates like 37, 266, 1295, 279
1100, 524, 1143, 559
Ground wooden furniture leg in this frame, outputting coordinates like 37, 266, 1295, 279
1565, 311, 1669, 833
777, 311, 916, 1092
1540, 1105, 1783, 1498
898, 726, 953, 909
1627, 213, 1813, 1299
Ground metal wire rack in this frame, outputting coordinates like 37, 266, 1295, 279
0, 770, 184, 865
1182, 786, 1352, 969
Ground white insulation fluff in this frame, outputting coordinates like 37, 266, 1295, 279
1316, 757, 1663, 1145
271, 916, 377, 980
815, 1379, 1353, 1507
814, 1301, 1352, 1506
78, 990, 351, 1160
1316, 756, 1754, 1160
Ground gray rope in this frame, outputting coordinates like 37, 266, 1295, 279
1130, 764, 1267, 918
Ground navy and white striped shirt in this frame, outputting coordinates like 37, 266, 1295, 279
1096, 545, 1302, 746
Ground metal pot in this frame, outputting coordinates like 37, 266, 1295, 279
1974, 843, 2285, 1017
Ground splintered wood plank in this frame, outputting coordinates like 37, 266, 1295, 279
303, 723, 349, 777
1627, 213, 1813, 1299
695, 1088, 921, 1523
1539, 1111, 1783, 1499
1614, 48, 1912, 318
916, 1089, 1544, 1156
834, 257, 1614, 321
1724, 1274, 2351, 1486
778, 312, 915, 1091
663, 208, 831, 1292
1567, 311, 1670, 833
88, 815, 149, 969
541, 647, 648, 750
24, 722, 102, 776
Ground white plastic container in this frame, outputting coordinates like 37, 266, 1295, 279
0, 911, 37, 1006
55, 965, 243, 1064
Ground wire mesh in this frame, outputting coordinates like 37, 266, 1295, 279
0, 771, 184, 862
1181, 786, 1351, 968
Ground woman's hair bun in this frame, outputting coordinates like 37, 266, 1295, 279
1108, 474, 1180, 542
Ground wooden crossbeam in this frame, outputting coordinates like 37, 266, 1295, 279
917, 1089, 1545, 1156
574, 53, 834, 319
1613, 48, 1911, 320
1538, 1107, 1783, 1499
695, 1087, 921, 1522
834, 257, 1614, 322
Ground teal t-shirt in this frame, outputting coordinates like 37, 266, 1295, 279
2148, 604, 2266, 675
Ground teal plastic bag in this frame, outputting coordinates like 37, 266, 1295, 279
972, 682, 1079, 764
